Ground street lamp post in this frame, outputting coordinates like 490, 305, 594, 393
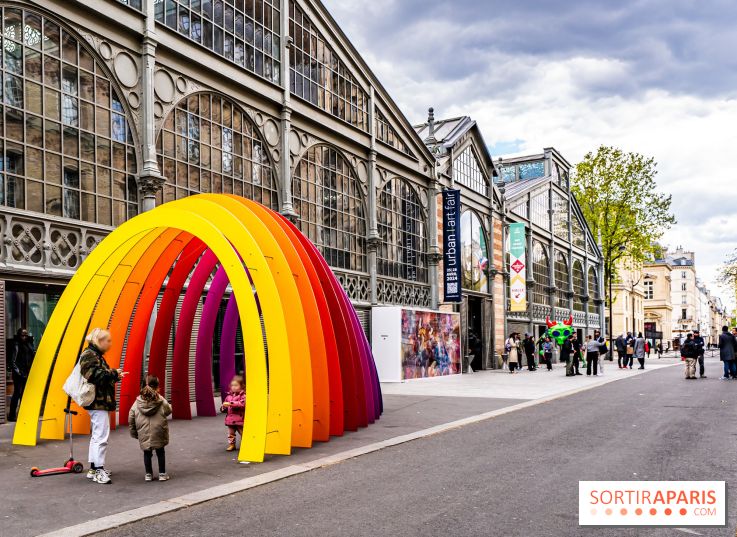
608, 245, 627, 351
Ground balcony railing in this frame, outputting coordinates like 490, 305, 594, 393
377, 277, 431, 309
0, 208, 111, 277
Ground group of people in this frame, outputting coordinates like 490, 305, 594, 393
9, 327, 247, 484
504, 332, 538, 373
680, 329, 708, 379
504, 329, 610, 377
613, 332, 651, 370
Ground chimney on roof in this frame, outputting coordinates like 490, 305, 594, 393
425, 107, 437, 145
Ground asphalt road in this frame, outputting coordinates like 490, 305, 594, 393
100, 359, 737, 537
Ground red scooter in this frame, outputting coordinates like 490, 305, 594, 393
30, 406, 84, 477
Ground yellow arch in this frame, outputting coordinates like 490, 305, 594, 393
15, 200, 293, 462
199, 194, 314, 449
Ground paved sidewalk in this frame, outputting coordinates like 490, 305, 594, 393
0, 393, 520, 537
0, 357, 682, 536
382, 356, 682, 400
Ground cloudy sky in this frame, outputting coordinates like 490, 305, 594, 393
323, 0, 737, 306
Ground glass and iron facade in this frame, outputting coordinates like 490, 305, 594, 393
0, 0, 437, 422
500, 148, 604, 338
414, 114, 505, 368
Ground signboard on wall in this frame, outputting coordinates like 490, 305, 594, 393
442, 189, 462, 302
371, 307, 462, 382
509, 223, 527, 312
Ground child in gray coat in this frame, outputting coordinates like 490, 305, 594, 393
129, 375, 172, 481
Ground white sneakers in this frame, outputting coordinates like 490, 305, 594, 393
87, 468, 113, 481
145, 473, 170, 481
92, 468, 112, 484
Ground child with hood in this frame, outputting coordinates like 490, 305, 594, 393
129, 375, 171, 481
221, 375, 246, 451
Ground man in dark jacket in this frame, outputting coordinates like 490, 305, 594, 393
615, 334, 626, 368
523, 333, 537, 371
682, 333, 697, 379
718, 326, 736, 380
571, 333, 583, 375
692, 329, 706, 379
562, 335, 574, 376
7, 328, 35, 421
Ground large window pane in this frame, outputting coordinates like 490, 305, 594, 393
156, 92, 277, 208
0, 6, 138, 223
292, 145, 366, 272
377, 177, 427, 282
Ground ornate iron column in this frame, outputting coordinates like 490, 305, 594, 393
367, 87, 379, 305
428, 166, 441, 310
139, 0, 165, 211
279, 0, 297, 220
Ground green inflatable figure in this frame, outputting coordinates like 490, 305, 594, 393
544, 315, 574, 345
536, 315, 585, 367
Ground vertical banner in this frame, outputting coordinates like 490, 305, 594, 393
442, 189, 462, 302
509, 223, 527, 312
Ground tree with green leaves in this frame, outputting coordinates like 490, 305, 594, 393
717, 251, 737, 310
572, 146, 676, 312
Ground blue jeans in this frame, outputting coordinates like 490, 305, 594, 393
723, 360, 737, 378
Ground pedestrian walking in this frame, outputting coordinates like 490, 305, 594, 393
634, 332, 646, 369
656, 342, 663, 358
645, 340, 651, 359
7, 327, 35, 422
562, 335, 574, 376
718, 326, 736, 380
594, 330, 610, 361
615, 334, 626, 368
692, 329, 706, 379
625, 332, 635, 369
524, 333, 537, 371
80, 328, 127, 484
682, 333, 698, 380
128, 375, 171, 482
221, 375, 246, 450
571, 333, 583, 375
585, 335, 603, 376
542, 337, 553, 371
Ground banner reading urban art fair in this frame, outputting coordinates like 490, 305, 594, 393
442, 189, 462, 302
509, 223, 527, 312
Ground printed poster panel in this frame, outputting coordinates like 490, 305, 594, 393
509, 222, 527, 312
401, 309, 461, 380
442, 189, 462, 302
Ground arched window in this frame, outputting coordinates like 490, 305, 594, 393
378, 177, 427, 283
0, 6, 138, 225
531, 241, 549, 306
156, 93, 278, 209
292, 145, 366, 272
554, 251, 569, 308
572, 260, 585, 311
588, 266, 599, 314
460, 210, 488, 293
454, 147, 488, 196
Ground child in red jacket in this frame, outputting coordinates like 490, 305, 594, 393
220, 375, 245, 451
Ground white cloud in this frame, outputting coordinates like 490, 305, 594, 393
323, 0, 737, 309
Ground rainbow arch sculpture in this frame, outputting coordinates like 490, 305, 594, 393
13, 194, 382, 462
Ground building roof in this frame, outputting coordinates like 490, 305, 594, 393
413, 116, 474, 149
499, 175, 550, 201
